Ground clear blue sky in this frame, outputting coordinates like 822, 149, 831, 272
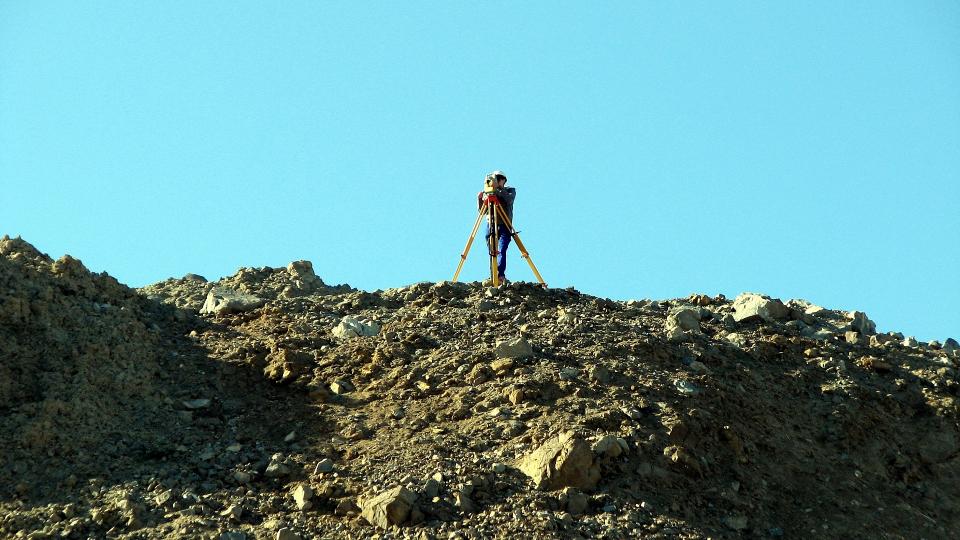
2, 2, 958, 342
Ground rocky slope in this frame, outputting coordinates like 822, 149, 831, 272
1, 235, 958, 539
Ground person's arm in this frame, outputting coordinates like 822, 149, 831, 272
494, 187, 516, 205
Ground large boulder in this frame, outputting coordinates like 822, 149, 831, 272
495, 336, 534, 359
849, 311, 876, 335
332, 316, 380, 339
665, 307, 702, 341
200, 288, 265, 316
282, 260, 324, 297
732, 293, 789, 323
518, 431, 600, 491
286, 260, 318, 282
360, 486, 416, 529
668, 307, 701, 332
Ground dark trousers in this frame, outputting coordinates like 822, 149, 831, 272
486, 225, 512, 279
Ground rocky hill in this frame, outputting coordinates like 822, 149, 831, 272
1, 235, 958, 539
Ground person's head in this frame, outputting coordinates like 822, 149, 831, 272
488, 170, 507, 187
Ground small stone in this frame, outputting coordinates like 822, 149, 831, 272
616, 438, 629, 454
155, 490, 173, 507
276, 529, 303, 540
292, 484, 313, 511
559, 367, 579, 380
688, 360, 709, 373
284, 431, 296, 442
565, 488, 588, 516
315, 458, 334, 474
492, 463, 506, 474
487, 406, 510, 418
330, 379, 354, 395
664, 445, 701, 473
507, 387, 525, 405
423, 478, 441, 498
845, 330, 863, 344
858, 356, 892, 373
490, 358, 515, 374
226, 443, 242, 452
265, 458, 290, 478
675, 379, 700, 396
182, 398, 211, 409
725, 515, 749, 530
233, 471, 251, 483
334, 499, 359, 517
220, 504, 242, 520
592, 435, 623, 458
455, 491, 477, 513
588, 365, 610, 384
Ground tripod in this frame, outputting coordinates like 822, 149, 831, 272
452, 192, 546, 287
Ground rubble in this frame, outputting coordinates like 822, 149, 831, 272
1, 236, 958, 539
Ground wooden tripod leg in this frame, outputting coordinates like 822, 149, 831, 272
453, 203, 488, 283
494, 205, 547, 287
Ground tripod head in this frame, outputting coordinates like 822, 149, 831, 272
480, 192, 500, 205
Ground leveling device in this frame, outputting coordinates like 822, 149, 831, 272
452, 176, 546, 288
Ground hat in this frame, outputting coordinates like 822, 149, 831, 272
487, 170, 507, 182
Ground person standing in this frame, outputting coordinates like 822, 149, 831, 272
477, 170, 516, 284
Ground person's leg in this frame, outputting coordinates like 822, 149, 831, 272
497, 230, 511, 279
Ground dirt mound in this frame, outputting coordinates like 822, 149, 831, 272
2, 237, 959, 539
0, 235, 173, 474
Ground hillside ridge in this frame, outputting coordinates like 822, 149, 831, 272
1, 235, 958, 539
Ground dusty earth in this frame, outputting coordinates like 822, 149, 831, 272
1, 235, 958, 539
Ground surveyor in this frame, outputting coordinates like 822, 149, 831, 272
477, 170, 516, 284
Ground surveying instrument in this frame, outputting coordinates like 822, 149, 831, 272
452, 173, 546, 288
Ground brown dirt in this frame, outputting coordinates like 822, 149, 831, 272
1, 235, 958, 539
